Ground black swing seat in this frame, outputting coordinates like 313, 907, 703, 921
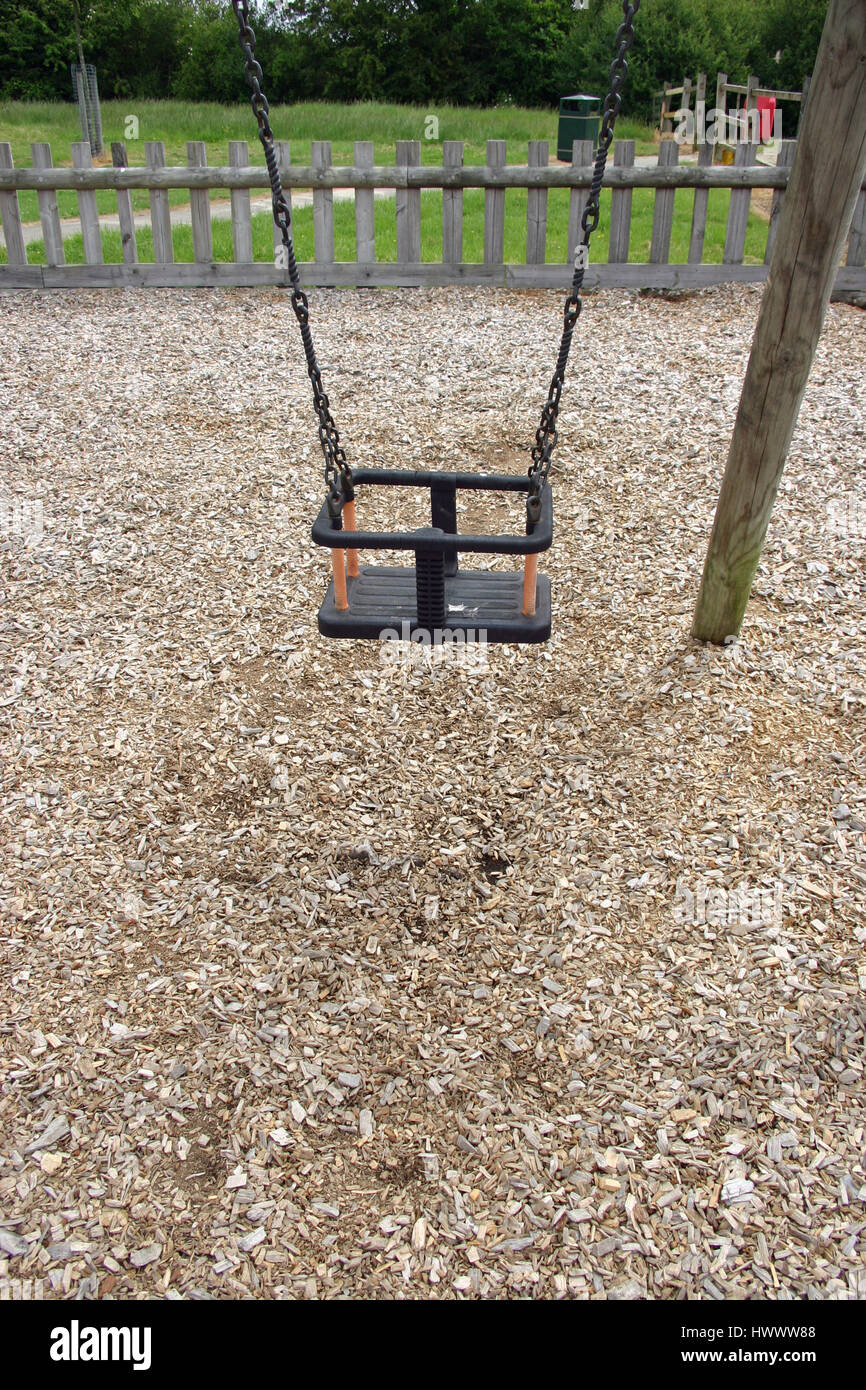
312, 468, 553, 644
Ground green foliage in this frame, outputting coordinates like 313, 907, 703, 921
748, 0, 830, 93
0, 0, 831, 111
0, 0, 76, 99
171, 5, 249, 103
554, 0, 829, 119
86, 0, 195, 100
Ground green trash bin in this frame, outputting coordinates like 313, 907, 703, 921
557, 94, 601, 162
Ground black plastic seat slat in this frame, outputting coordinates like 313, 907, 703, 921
318, 568, 551, 643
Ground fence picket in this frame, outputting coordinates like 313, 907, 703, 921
688, 142, 714, 264
0, 144, 27, 266
442, 141, 464, 264
355, 141, 375, 264
228, 141, 253, 264
526, 141, 549, 265
31, 143, 65, 267
396, 140, 421, 265
608, 140, 634, 263
72, 142, 103, 265
568, 139, 594, 262
724, 142, 757, 265
650, 139, 679, 264
111, 142, 138, 265
187, 142, 213, 264
312, 141, 334, 265
146, 141, 173, 264
484, 140, 507, 265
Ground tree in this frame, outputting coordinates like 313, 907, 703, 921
747, 0, 829, 92
0, 0, 76, 99
172, 3, 249, 102
0, 0, 833, 109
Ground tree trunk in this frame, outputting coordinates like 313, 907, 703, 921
692, 0, 866, 645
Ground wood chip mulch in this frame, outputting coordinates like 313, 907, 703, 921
0, 283, 864, 1300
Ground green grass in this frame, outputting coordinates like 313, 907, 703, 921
13, 186, 769, 268
0, 98, 656, 224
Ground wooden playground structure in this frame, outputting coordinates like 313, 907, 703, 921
656, 70, 811, 157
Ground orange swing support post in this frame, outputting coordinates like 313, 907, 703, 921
342, 498, 360, 578
521, 554, 538, 618
331, 494, 358, 613
331, 549, 349, 610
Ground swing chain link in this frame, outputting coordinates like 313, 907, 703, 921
232, 0, 637, 515
231, 0, 350, 508
528, 0, 639, 506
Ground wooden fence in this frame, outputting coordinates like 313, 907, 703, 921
1, 137, 865, 294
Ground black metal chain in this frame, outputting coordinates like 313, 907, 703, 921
528, 0, 640, 508
231, 0, 350, 509
233, 0, 637, 514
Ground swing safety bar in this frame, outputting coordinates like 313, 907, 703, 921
312, 469, 553, 554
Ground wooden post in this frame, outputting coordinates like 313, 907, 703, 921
744, 74, 760, 145
146, 141, 173, 264
681, 76, 693, 129
396, 140, 421, 266
71, 141, 102, 264
32, 143, 65, 267
694, 73, 706, 152
484, 139, 506, 265
355, 141, 375, 264
692, 0, 866, 645
568, 138, 594, 263
714, 71, 727, 159
229, 141, 253, 264
442, 141, 463, 264
660, 81, 672, 134
607, 139, 634, 263
798, 74, 811, 133
525, 140, 548, 265
111, 141, 137, 265
187, 141, 213, 264
312, 140, 334, 265
764, 139, 797, 264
